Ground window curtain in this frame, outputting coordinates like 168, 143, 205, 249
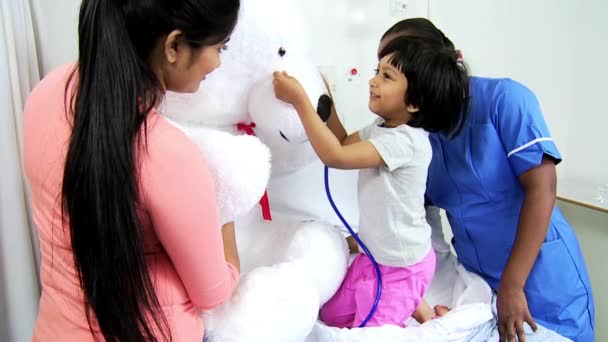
0, 0, 42, 340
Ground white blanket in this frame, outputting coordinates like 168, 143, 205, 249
306, 250, 571, 342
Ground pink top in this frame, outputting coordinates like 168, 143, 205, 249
23, 64, 238, 341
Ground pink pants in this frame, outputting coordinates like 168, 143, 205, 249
320, 248, 436, 328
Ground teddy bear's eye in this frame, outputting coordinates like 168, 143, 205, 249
278, 47, 286, 57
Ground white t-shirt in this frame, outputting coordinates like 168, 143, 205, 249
357, 117, 432, 267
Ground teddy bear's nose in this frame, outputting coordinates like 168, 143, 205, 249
317, 94, 333, 122
278, 47, 286, 57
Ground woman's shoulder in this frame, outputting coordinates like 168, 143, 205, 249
138, 112, 213, 201
35, 63, 76, 92
26, 63, 76, 109
43, 63, 77, 81
143, 112, 201, 161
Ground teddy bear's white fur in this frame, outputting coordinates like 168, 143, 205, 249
161, 0, 358, 340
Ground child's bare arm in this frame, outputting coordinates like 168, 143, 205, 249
295, 99, 381, 170
273, 71, 384, 170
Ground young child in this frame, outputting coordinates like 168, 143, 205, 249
272, 36, 469, 328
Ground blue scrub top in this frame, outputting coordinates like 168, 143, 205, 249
426, 77, 595, 341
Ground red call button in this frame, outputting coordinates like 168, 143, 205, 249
350, 68, 358, 76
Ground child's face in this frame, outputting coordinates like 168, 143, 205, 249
368, 54, 409, 121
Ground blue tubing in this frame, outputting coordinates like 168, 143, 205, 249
323, 166, 382, 328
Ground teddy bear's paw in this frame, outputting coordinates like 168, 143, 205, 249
203, 262, 319, 342
283, 222, 350, 305
234, 216, 304, 274
177, 125, 271, 223
212, 134, 272, 222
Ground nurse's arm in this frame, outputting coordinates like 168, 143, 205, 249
501, 155, 557, 289
293, 98, 383, 170
325, 104, 348, 141
321, 74, 349, 142
323, 84, 361, 146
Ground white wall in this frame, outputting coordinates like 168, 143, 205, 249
30, 0, 80, 76
568, 0, 608, 185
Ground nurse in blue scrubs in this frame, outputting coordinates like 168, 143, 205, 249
380, 19, 595, 341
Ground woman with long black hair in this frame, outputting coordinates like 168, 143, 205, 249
23, 0, 240, 340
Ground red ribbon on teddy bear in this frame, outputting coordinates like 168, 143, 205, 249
237, 122, 272, 221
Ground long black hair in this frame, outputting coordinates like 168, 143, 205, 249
62, 0, 238, 341
379, 36, 469, 137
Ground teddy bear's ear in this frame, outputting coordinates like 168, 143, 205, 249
316, 94, 333, 122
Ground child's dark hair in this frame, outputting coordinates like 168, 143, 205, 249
379, 36, 469, 137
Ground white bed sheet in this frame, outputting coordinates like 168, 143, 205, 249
305, 250, 571, 342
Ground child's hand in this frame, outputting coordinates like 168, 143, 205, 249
272, 71, 308, 109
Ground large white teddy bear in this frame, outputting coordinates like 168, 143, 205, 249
161, 0, 359, 341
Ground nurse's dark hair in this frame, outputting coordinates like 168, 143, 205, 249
382, 17, 455, 50
379, 35, 469, 136
62, 0, 239, 341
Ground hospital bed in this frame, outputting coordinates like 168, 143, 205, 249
304, 209, 572, 342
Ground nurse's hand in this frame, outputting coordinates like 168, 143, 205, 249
497, 285, 538, 342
